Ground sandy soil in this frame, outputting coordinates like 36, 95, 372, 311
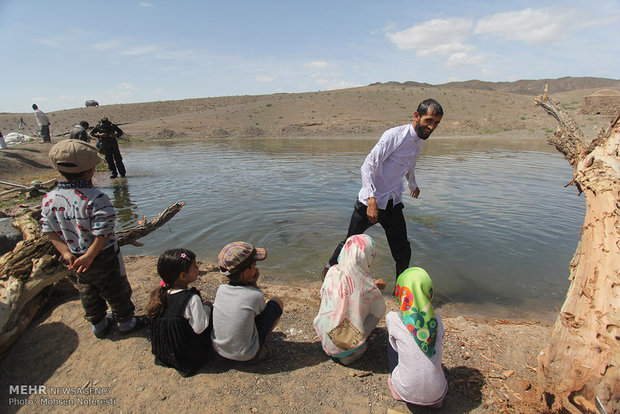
0, 257, 549, 413
2, 78, 614, 413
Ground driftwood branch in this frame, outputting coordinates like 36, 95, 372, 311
0, 201, 185, 357
0, 179, 57, 197
534, 84, 587, 166
117, 202, 185, 246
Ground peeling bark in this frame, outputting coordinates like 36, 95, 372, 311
535, 89, 619, 413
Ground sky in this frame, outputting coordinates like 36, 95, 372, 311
0, 0, 618, 113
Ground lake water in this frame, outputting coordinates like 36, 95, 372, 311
98, 136, 584, 318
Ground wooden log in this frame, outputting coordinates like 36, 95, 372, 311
0, 201, 185, 357
0, 179, 57, 197
117, 202, 185, 246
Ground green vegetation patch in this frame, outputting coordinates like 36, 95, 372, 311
408, 214, 444, 229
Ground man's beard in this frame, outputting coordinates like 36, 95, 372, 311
414, 122, 432, 140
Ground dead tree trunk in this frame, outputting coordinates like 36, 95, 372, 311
535, 88, 619, 413
0, 202, 185, 356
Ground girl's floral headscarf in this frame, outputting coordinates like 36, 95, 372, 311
394, 267, 438, 357
313, 234, 385, 355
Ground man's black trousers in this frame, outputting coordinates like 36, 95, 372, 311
328, 199, 411, 279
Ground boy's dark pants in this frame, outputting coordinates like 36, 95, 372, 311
328, 199, 411, 278
75, 245, 135, 324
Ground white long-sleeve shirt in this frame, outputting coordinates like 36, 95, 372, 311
358, 124, 423, 209
386, 311, 447, 405
34, 109, 50, 126
168, 289, 211, 334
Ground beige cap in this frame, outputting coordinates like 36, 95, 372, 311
49, 139, 101, 173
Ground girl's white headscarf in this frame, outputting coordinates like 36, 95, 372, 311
313, 234, 385, 356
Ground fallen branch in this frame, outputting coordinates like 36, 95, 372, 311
0, 179, 57, 197
117, 202, 185, 246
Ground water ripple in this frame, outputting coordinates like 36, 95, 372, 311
102, 139, 584, 312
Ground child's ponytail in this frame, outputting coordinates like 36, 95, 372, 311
145, 248, 197, 319
146, 286, 169, 319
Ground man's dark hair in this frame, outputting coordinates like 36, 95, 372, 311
32, 104, 38, 110
417, 99, 443, 117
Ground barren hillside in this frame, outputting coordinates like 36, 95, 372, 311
1, 77, 617, 142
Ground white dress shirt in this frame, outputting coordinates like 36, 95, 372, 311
358, 124, 423, 209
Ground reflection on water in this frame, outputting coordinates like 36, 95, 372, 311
96, 136, 585, 316
111, 179, 139, 228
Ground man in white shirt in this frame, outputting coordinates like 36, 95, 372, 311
324, 99, 443, 283
32, 104, 51, 143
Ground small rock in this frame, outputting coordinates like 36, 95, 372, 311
137, 385, 145, 392
521, 379, 532, 391
251, 408, 258, 413
0, 217, 23, 255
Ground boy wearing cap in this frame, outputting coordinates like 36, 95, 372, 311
41, 139, 149, 338
211, 241, 284, 362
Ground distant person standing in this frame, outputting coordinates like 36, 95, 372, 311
90, 117, 126, 178
70, 121, 90, 142
32, 104, 51, 143
323, 99, 443, 284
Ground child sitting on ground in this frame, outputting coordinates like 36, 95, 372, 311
387, 267, 447, 407
211, 241, 284, 362
314, 234, 386, 364
147, 248, 213, 377
41, 139, 149, 338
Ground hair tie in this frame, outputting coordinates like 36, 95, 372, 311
160, 280, 170, 289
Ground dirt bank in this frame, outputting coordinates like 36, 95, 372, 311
0, 256, 549, 413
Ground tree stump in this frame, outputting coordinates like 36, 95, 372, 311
535, 88, 619, 413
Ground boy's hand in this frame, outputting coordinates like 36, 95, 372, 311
69, 253, 95, 273
61, 251, 76, 267
374, 279, 386, 290
69, 235, 107, 273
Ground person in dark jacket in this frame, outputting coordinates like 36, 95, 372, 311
90, 117, 126, 178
